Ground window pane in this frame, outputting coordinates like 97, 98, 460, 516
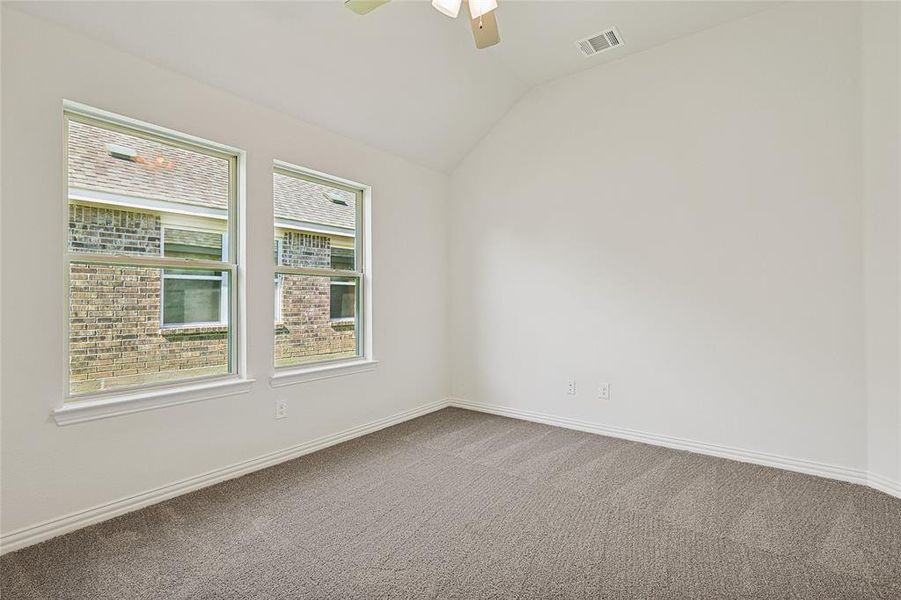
276, 231, 355, 270
163, 276, 224, 325
273, 170, 356, 272
330, 247, 355, 272
275, 273, 359, 368
67, 118, 230, 256
161, 226, 227, 325
274, 170, 355, 232
69, 263, 230, 394
163, 228, 223, 261
273, 165, 363, 370
330, 279, 356, 320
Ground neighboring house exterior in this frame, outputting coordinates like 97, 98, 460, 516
67, 119, 356, 393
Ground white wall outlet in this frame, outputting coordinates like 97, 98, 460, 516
598, 383, 610, 401
275, 399, 288, 420
567, 379, 576, 396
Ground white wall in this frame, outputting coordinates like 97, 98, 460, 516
0, 8, 449, 536
449, 2, 874, 471
3, 0, 899, 545
862, 1, 900, 486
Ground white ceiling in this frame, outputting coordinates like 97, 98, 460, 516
11, 1, 778, 172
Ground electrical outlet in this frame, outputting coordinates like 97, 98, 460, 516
567, 379, 576, 396
275, 399, 287, 420
598, 383, 610, 401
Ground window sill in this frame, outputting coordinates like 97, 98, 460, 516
53, 377, 255, 426
160, 324, 228, 336
269, 358, 378, 388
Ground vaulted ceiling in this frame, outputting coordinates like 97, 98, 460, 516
12, 1, 778, 172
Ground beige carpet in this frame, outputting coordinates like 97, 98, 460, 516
2, 407, 900, 599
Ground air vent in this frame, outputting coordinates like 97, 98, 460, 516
106, 143, 137, 162
323, 191, 348, 206
576, 27, 624, 57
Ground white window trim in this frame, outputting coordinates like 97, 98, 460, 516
274, 238, 285, 322
274, 216, 354, 238
269, 358, 378, 388
270, 161, 374, 386
53, 377, 256, 426
60, 100, 249, 421
274, 274, 285, 324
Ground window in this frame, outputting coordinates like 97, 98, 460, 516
329, 247, 355, 322
330, 247, 354, 271
330, 278, 356, 321
273, 164, 365, 368
161, 227, 228, 327
65, 107, 239, 397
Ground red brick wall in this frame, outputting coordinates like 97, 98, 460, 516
68, 204, 229, 393
68, 204, 355, 392
275, 231, 356, 366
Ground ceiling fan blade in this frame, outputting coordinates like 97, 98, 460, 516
344, 0, 391, 15
469, 8, 500, 49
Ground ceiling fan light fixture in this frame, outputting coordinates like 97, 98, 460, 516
432, 0, 462, 18
468, 0, 497, 20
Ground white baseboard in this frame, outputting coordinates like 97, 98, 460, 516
0, 399, 448, 556
868, 471, 901, 499
446, 398, 901, 500
4, 397, 898, 555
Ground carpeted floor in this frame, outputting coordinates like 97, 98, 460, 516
2, 407, 900, 599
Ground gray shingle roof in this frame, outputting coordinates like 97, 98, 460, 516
273, 172, 354, 230
68, 119, 355, 230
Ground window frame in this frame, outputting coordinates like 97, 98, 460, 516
271, 162, 371, 377
61, 102, 245, 407
274, 238, 285, 323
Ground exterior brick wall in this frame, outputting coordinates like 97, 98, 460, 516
68, 204, 228, 392
69, 203, 355, 392
275, 231, 356, 366
69, 204, 161, 256
281, 232, 330, 268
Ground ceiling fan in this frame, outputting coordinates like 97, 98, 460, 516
344, 0, 500, 49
